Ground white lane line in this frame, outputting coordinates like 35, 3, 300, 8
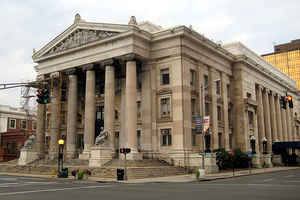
285, 181, 300, 183
0, 185, 113, 196
263, 178, 273, 182
0, 182, 57, 188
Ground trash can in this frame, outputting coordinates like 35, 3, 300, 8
61, 168, 68, 178
117, 168, 124, 181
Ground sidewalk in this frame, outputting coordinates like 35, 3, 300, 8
1, 166, 299, 184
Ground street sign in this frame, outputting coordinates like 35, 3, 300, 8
195, 116, 203, 134
203, 116, 210, 134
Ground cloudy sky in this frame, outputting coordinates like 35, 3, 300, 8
0, 0, 299, 108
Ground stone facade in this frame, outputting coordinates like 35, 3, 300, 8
32, 15, 300, 168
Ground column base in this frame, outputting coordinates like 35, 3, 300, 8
251, 154, 261, 168
79, 150, 91, 160
66, 151, 77, 160
261, 154, 273, 168
89, 146, 113, 167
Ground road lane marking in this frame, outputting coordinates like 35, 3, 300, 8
0, 182, 57, 188
192, 183, 299, 188
0, 185, 114, 196
263, 178, 273, 182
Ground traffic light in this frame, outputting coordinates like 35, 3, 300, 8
36, 88, 50, 104
280, 96, 286, 109
286, 95, 293, 108
119, 148, 131, 154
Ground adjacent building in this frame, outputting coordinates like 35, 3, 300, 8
262, 39, 300, 90
32, 15, 300, 168
0, 105, 36, 162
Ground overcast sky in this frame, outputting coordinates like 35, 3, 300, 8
0, 0, 300, 108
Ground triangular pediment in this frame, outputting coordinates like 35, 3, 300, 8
44, 28, 119, 56
33, 20, 131, 61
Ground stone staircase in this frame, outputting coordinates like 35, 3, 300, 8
0, 158, 188, 179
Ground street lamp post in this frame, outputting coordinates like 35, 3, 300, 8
262, 137, 267, 154
58, 139, 65, 175
250, 135, 256, 154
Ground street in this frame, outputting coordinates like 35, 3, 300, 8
0, 169, 299, 200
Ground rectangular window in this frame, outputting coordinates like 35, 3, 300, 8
192, 129, 196, 146
161, 98, 171, 117
218, 133, 222, 149
248, 111, 253, 126
204, 75, 209, 88
216, 80, 220, 95
191, 98, 196, 116
9, 119, 16, 129
161, 69, 170, 85
205, 103, 210, 116
190, 70, 195, 86
161, 128, 172, 146
21, 120, 27, 130
227, 84, 230, 98
137, 101, 141, 119
217, 106, 222, 121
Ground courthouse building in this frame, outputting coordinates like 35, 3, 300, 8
32, 14, 300, 167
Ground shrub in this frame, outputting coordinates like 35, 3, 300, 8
214, 148, 251, 170
214, 149, 233, 170
232, 149, 251, 168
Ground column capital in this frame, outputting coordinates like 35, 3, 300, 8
123, 53, 137, 62
102, 59, 116, 67
65, 68, 78, 76
82, 64, 94, 71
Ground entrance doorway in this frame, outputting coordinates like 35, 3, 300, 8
95, 106, 104, 139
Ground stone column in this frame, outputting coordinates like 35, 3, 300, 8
198, 64, 205, 152
221, 73, 230, 151
262, 89, 272, 154
124, 56, 139, 159
281, 102, 288, 141
269, 92, 278, 142
286, 105, 291, 141
49, 74, 60, 159
66, 69, 78, 159
82, 65, 96, 159
275, 95, 283, 141
141, 63, 152, 156
36, 103, 46, 158
104, 60, 115, 148
209, 68, 218, 150
256, 85, 265, 154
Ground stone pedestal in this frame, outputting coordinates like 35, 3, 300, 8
272, 154, 283, 166
89, 146, 113, 167
160, 152, 218, 174
261, 154, 273, 168
18, 149, 39, 166
251, 154, 261, 168
79, 151, 90, 160
203, 153, 219, 173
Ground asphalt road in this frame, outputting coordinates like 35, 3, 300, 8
0, 169, 299, 200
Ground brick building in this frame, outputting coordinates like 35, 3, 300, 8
0, 105, 36, 162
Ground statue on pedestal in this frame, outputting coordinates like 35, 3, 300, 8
95, 127, 109, 146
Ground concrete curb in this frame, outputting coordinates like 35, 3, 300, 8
0, 167, 299, 184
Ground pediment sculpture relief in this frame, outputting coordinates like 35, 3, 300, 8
45, 29, 119, 55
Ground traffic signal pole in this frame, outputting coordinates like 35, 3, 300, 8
124, 153, 127, 180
